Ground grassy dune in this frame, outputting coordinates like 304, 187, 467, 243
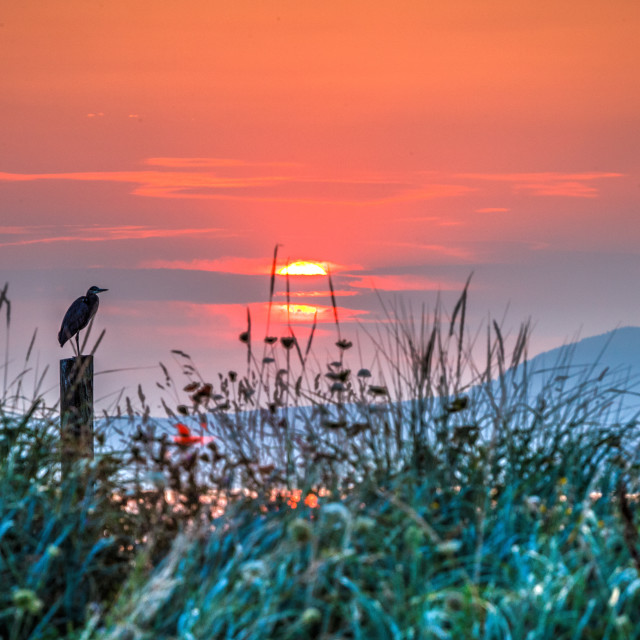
1, 276, 640, 639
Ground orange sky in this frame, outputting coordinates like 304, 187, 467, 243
1, 1, 639, 409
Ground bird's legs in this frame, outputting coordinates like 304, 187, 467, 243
75, 332, 80, 356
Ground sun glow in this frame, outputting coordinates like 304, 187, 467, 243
279, 261, 327, 276
278, 304, 319, 320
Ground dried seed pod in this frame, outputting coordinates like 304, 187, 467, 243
368, 385, 388, 397
446, 396, 469, 413
325, 369, 350, 382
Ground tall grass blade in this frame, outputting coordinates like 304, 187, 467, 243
89, 329, 106, 357
327, 267, 341, 342
450, 273, 472, 384
493, 320, 505, 369
0, 282, 10, 328
305, 310, 318, 362
1, 282, 10, 395
421, 326, 436, 389
286, 259, 291, 327
511, 321, 530, 370
80, 316, 94, 355
246, 307, 252, 366
265, 244, 279, 341
25, 329, 37, 363
449, 273, 471, 337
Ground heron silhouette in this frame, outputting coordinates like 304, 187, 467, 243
58, 286, 108, 353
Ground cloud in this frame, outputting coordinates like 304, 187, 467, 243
0, 163, 622, 214
176, 300, 369, 331
456, 171, 624, 198
128, 175, 470, 205
0, 225, 228, 248
271, 303, 369, 325
380, 242, 476, 261
140, 257, 273, 275
476, 207, 510, 213
461, 171, 624, 182
144, 157, 299, 169
0, 161, 473, 205
393, 215, 443, 223
139, 256, 360, 276
0, 226, 34, 234
274, 290, 358, 298
513, 181, 600, 198
348, 274, 460, 292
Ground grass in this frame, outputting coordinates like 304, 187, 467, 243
1, 267, 640, 639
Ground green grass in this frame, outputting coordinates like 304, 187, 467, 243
1, 273, 640, 639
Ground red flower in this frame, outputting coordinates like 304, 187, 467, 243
176, 423, 191, 436
173, 422, 214, 445
173, 435, 215, 445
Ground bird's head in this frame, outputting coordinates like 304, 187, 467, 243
87, 286, 108, 295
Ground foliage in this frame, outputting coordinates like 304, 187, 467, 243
1, 275, 640, 638
93, 478, 640, 640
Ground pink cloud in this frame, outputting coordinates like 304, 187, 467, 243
0, 226, 34, 234
271, 303, 368, 325
139, 257, 360, 276
175, 301, 369, 332
140, 257, 272, 275
457, 171, 624, 198
144, 157, 299, 169
1, 164, 619, 213
349, 274, 460, 292
460, 171, 624, 182
274, 290, 358, 298
513, 181, 600, 198
0, 162, 473, 205
0, 225, 227, 248
382, 242, 475, 261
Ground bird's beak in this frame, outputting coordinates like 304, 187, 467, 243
97, 288, 109, 293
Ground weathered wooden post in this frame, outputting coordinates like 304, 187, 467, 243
60, 355, 94, 470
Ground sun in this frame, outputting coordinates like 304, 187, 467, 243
278, 261, 327, 276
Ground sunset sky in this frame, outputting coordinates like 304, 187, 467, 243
1, 1, 639, 410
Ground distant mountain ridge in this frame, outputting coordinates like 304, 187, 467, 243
526, 326, 640, 385
97, 326, 640, 453
517, 326, 640, 427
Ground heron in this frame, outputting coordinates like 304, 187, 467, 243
58, 286, 108, 353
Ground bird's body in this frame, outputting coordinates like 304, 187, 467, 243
58, 286, 108, 352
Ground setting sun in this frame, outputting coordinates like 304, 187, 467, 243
278, 261, 327, 276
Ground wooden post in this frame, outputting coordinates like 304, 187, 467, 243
60, 356, 94, 468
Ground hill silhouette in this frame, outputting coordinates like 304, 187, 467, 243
527, 326, 640, 381
521, 326, 640, 424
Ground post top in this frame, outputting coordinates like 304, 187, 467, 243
60, 355, 94, 365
